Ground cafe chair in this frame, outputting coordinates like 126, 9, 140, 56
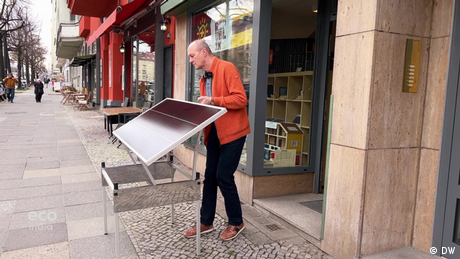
76, 92, 92, 111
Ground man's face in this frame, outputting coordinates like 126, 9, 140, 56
188, 45, 206, 70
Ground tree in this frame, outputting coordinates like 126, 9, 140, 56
0, 0, 29, 79
7, 1, 47, 88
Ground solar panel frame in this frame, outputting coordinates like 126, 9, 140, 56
113, 98, 227, 166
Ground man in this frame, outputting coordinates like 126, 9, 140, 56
3, 73, 18, 103
184, 40, 250, 241
138, 82, 147, 107
34, 79, 44, 103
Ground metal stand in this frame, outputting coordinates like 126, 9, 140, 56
101, 132, 203, 258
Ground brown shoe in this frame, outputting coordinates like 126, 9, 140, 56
184, 223, 213, 238
220, 223, 245, 241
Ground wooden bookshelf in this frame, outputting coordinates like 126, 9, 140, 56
265, 71, 313, 166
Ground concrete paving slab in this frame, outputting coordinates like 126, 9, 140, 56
0, 150, 29, 159
9, 207, 66, 230
28, 148, 58, 158
32, 139, 57, 144
0, 158, 27, 165
63, 190, 102, 206
26, 156, 59, 163
20, 176, 61, 188
3, 222, 68, 251
0, 189, 17, 201
59, 165, 95, 175
57, 134, 81, 140
14, 195, 63, 213
59, 153, 91, 161
67, 216, 125, 240
59, 146, 87, 155
0, 179, 21, 190
69, 232, 134, 259
25, 161, 60, 170
22, 168, 60, 179
0, 164, 25, 173
59, 159, 93, 167
0, 201, 16, 214
61, 173, 99, 184
0, 172, 24, 181
62, 181, 101, 193
0, 242, 70, 259
30, 143, 58, 149
57, 139, 81, 144
0, 144, 32, 150
65, 202, 113, 221
15, 184, 62, 200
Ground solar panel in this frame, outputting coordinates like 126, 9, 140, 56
114, 98, 227, 165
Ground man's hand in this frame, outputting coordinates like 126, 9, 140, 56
198, 96, 213, 105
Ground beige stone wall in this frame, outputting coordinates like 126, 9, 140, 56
322, 0, 453, 258
413, 0, 453, 253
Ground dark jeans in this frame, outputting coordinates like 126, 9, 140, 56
6, 88, 14, 102
35, 93, 43, 102
201, 123, 246, 226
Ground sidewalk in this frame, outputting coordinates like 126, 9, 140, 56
0, 88, 333, 259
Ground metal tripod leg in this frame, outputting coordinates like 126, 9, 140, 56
103, 187, 108, 235
115, 213, 120, 259
196, 199, 201, 256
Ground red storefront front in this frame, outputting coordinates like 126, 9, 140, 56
68, 0, 176, 108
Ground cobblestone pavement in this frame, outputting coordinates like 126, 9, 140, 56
66, 105, 334, 259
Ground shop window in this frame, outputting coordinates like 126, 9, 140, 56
131, 26, 155, 108
188, 0, 254, 164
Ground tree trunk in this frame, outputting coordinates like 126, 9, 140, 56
3, 35, 10, 75
0, 33, 4, 79
25, 51, 30, 83
17, 52, 22, 88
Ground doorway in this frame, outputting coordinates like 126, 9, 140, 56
254, 0, 337, 242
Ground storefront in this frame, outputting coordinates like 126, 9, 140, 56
73, 0, 456, 258
162, 0, 456, 258
165, 0, 337, 251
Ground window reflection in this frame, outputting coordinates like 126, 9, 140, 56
131, 26, 155, 109
189, 0, 254, 165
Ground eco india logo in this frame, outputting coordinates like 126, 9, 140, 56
28, 210, 57, 231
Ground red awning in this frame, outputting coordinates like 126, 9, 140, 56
88, 0, 147, 45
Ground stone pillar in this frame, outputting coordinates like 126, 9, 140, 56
413, 0, 453, 253
321, 0, 437, 258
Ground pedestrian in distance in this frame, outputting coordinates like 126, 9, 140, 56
3, 73, 18, 103
184, 40, 250, 241
34, 79, 44, 103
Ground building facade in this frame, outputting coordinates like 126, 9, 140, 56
65, 0, 459, 258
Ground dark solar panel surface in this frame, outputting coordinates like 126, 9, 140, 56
114, 98, 226, 165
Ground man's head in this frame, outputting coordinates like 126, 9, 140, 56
8, 73, 13, 78
187, 40, 213, 71
37, 79, 41, 83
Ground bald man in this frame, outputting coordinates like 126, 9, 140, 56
184, 40, 250, 241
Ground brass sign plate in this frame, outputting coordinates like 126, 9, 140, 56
403, 39, 421, 93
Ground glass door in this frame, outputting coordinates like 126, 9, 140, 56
131, 36, 139, 107
441, 62, 460, 258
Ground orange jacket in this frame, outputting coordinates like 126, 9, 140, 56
3, 77, 18, 89
200, 58, 250, 146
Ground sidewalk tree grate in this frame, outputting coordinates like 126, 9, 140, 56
265, 224, 282, 231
